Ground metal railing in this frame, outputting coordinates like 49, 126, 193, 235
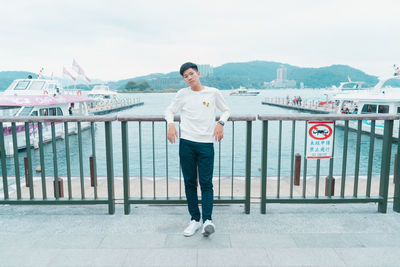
117, 115, 255, 214
0, 116, 116, 214
258, 114, 399, 214
0, 114, 399, 214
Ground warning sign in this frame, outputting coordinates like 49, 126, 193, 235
306, 121, 334, 159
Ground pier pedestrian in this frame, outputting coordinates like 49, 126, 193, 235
165, 62, 231, 237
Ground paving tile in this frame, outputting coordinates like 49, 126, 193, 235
335, 248, 400, 266
33, 234, 104, 249
122, 248, 197, 266
0, 216, 48, 233
0, 248, 60, 267
47, 248, 128, 267
354, 233, 400, 248
230, 233, 297, 248
99, 233, 166, 248
266, 248, 346, 266
291, 233, 364, 248
197, 248, 271, 266
165, 233, 231, 248
0, 234, 44, 248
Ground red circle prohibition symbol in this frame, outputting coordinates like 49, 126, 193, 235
309, 124, 332, 140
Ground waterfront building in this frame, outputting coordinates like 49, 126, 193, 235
265, 65, 297, 88
198, 64, 214, 77
277, 65, 287, 81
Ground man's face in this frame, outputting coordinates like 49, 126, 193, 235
182, 68, 200, 87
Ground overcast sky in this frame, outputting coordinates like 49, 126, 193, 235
0, 0, 399, 81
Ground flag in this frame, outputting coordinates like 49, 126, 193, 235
37, 67, 44, 78
72, 59, 91, 84
72, 59, 85, 75
63, 67, 76, 81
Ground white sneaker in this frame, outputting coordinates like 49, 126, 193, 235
183, 220, 202, 237
202, 220, 215, 237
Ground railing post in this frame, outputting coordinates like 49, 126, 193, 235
24, 122, 34, 199
121, 121, 131, 215
394, 164, 400, 212
378, 120, 393, 213
394, 120, 400, 213
245, 120, 252, 214
105, 121, 115, 215
294, 154, 301, 186
394, 154, 398, 184
11, 122, 22, 199
0, 123, 8, 200
51, 122, 60, 199
261, 120, 268, 214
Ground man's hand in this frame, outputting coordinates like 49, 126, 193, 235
214, 123, 224, 142
167, 123, 178, 144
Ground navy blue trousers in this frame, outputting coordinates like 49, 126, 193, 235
179, 138, 214, 223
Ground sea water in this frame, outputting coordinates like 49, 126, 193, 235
0, 89, 396, 182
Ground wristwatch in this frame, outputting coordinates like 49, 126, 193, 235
218, 120, 225, 126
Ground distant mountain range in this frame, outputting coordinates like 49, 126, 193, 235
109, 61, 382, 90
2, 61, 399, 91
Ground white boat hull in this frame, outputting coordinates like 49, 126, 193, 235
335, 120, 399, 140
1, 121, 91, 156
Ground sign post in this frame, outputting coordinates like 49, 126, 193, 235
306, 121, 334, 159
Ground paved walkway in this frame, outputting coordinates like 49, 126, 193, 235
0, 203, 399, 266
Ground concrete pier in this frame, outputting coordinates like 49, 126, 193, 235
1, 203, 399, 266
262, 98, 336, 114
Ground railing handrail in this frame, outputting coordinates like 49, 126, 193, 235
117, 114, 256, 122
1, 114, 399, 123
0, 115, 117, 123
0, 114, 257, 123
258, 114, 400, 121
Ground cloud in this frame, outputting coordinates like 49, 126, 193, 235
0, 0, 399, 80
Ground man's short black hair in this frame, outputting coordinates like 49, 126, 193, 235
180, 62, 198, 76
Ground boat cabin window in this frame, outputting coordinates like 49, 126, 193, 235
0, 107, 21, 117
397, 107, 400, 114
30, 111, 38, 116
39, 108, 48, 116
361, 104, 377, 114
47, 83, 56, 90
15, 81, 30, 90
18, 107, 33, 116
29, 81, 45, 91
49, 108, 57, 116
56, 108, 63, 116
378, 105, 389, 114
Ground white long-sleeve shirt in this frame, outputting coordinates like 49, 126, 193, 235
164, 86, 231, 143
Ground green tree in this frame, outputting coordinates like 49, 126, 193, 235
125, 81, 137, 90
138, 81, 150, 90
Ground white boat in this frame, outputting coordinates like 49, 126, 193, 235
333, 66, 400, 138
330, 76, 366, 93
230, 87, 260, 96
320, 77, 367, 104
88, 85, 117, 99
0, 78, 93, 156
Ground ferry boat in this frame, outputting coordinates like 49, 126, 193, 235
88, 85, 117, 99
230, 87, 260, 96
0, 78, 93, 156
333, 66, 400, 138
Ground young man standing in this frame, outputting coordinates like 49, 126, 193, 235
165, 62, 230, 237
